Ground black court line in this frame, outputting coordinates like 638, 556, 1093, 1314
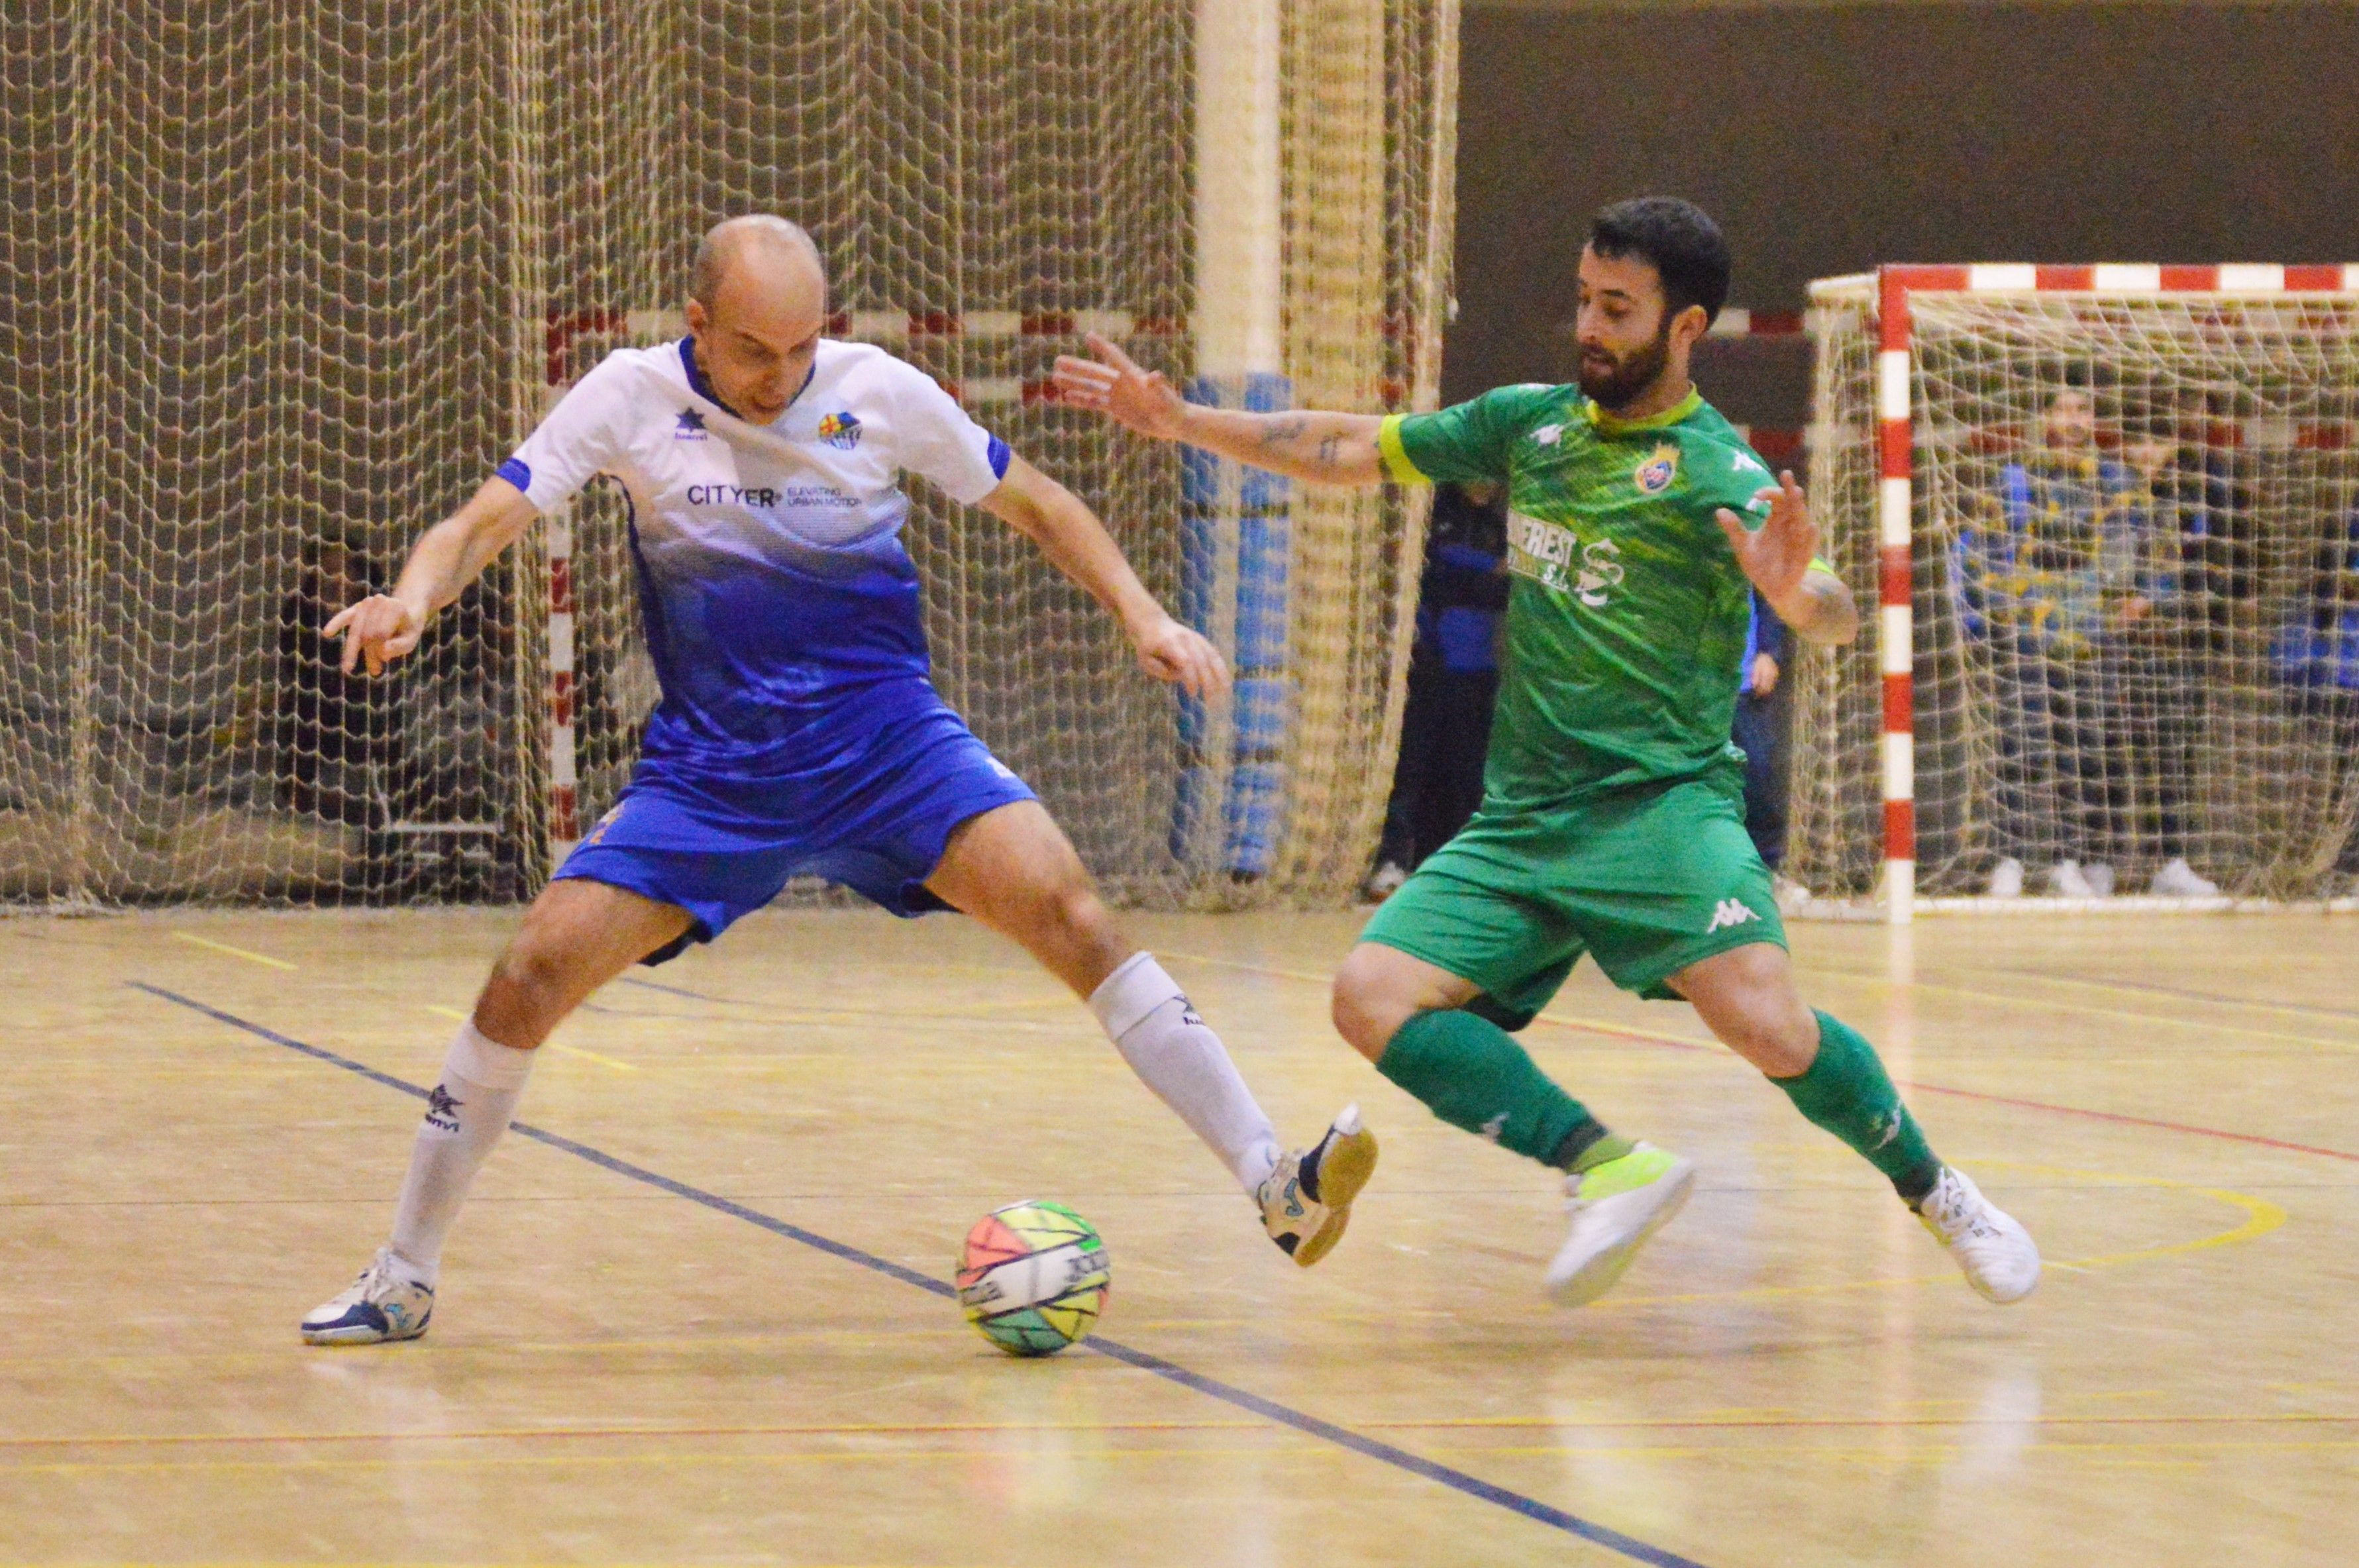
131, 981, 1712, 1568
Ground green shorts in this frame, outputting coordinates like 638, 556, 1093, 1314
1358, 773, 1784, 1026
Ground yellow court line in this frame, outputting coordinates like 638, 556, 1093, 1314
1601, 1161, 2286, 1310
423, 1006, 639, 1072
168, 931, 297, 971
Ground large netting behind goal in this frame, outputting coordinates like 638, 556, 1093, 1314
1, 0, 1456, 911
1793, 276, 2359, 905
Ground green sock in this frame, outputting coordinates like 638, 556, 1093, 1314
1376, 1009, 1611, 1170
1772, 1011, 1942, 1203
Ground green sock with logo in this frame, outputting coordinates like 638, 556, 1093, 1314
1375, 1009, 1616, 1170
1770, 1010, 1942, 1203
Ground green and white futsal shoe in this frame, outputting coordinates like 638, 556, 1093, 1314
1258, 1104, 1379, 1267
301, 1247, 435, 1345
1546, 1142, 1696, 1305
1914, 1165, 2041, 1303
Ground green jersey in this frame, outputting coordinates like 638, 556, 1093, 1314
1379, 384, 1781, 810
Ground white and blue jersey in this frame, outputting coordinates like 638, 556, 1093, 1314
503, 337, 1036, 952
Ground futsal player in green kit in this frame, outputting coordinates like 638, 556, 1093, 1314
1055, 197, 2039, 1306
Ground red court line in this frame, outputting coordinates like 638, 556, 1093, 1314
1532, 1016, 2359, 1165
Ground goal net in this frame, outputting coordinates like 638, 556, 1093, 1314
1793, 267, 2359, 915
1, 0, 1457, 912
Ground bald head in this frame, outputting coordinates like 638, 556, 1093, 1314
684, 216, 829, 425
689, 215, 827, 313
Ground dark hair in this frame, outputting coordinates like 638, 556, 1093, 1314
1587, 197, 1731, 327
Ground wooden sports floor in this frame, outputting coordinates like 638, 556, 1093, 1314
3, 905, 2354, 1567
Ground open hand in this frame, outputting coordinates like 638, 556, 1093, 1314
1717, 470, 1817, 611
1052, 333, 1189, 441
1129, 612, 1230, 699
323, 593, 426, 676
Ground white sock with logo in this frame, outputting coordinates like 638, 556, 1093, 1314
385, 1021, 537, 1286
1089, 952, 1281, 1195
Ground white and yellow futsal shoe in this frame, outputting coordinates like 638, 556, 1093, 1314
1546, 1142, 1695, 1305
1914, 1165, 2041, 1303
1257, 1105, 1379, 1267
301, 1247, 435, 1345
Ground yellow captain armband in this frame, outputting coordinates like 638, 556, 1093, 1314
1376, 415, 1428, 486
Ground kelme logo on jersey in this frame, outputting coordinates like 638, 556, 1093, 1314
1635, 442, 1679, 495
817, 411, 863, 449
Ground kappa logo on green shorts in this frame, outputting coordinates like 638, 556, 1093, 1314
1705, 898, 1760, 934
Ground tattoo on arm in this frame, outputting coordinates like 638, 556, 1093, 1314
1258, 416, 1309, 448
1316, 433, 1341, 467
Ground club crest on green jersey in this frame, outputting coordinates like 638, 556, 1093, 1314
1634, 442, 1679, 496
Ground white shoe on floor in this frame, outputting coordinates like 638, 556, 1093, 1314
1915, 1166, 2040, 1304
2048, 860, 2096, 898
2084, 862, 2115, 898
1772, 874, 1816, 914
301, 1247, 435, 1345
1546, 1143, 1695, 1306
2150, 856, 2220, 897
1361, 861, 1409, 902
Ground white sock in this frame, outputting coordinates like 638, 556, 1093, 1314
1090, 952, 1281, 1194
386, 1021, 537, 1286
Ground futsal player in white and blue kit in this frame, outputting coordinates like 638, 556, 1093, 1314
304, 217, 1375, 1343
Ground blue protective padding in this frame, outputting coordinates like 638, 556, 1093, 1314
1239, 466, 1288, 513
1241, 370, 1291, 413
1179, 437, 1224, 509
1232, 676, 1292, 754
1173, 370, 1294, 877
1235, 509, 1290, 672
1223, 760, 1286, 874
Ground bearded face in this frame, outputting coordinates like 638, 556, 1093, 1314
1577, 313, 1676, 413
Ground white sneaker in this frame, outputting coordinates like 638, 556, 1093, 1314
2084, 862, 2115, 898
1257, 1105, 1379, 1267
1915, 1166, 2040, 1304
1545, 1143, 1695, 1305
301, 1247, 435, 1345
1361, 861, 1409, 902
1986, 857, 2025, 898
2150, 857, 2219, 897
1772, 874, 1816, 914
2048, 860, 2096, 898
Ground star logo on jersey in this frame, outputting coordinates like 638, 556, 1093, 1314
674, 408, 708, 440
1634, 442, 1679, 495
817, 411, 863, 450
1532, 423, 1565, 447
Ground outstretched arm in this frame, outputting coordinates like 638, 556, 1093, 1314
978, 453, 1229, 698
1051, 333, 1388, 486
325, 477, 539, 675
1716, 471, 1859, 647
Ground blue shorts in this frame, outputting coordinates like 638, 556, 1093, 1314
553, 706, 1035, 964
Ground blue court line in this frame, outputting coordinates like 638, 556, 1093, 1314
130, 981, 1714, 1568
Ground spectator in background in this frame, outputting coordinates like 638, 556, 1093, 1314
1734, 586, 1805, 907
1962, 384, 2153, 898
2271, 507, 2359, 883
1365, 480, 1509, 899
2121, 409, 2231, 896
274, 535, 397, 829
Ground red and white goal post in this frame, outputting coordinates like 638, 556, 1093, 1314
1793, 265, 2359, 922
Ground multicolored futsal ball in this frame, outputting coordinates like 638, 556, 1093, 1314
956, 1200, 1111, 1356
